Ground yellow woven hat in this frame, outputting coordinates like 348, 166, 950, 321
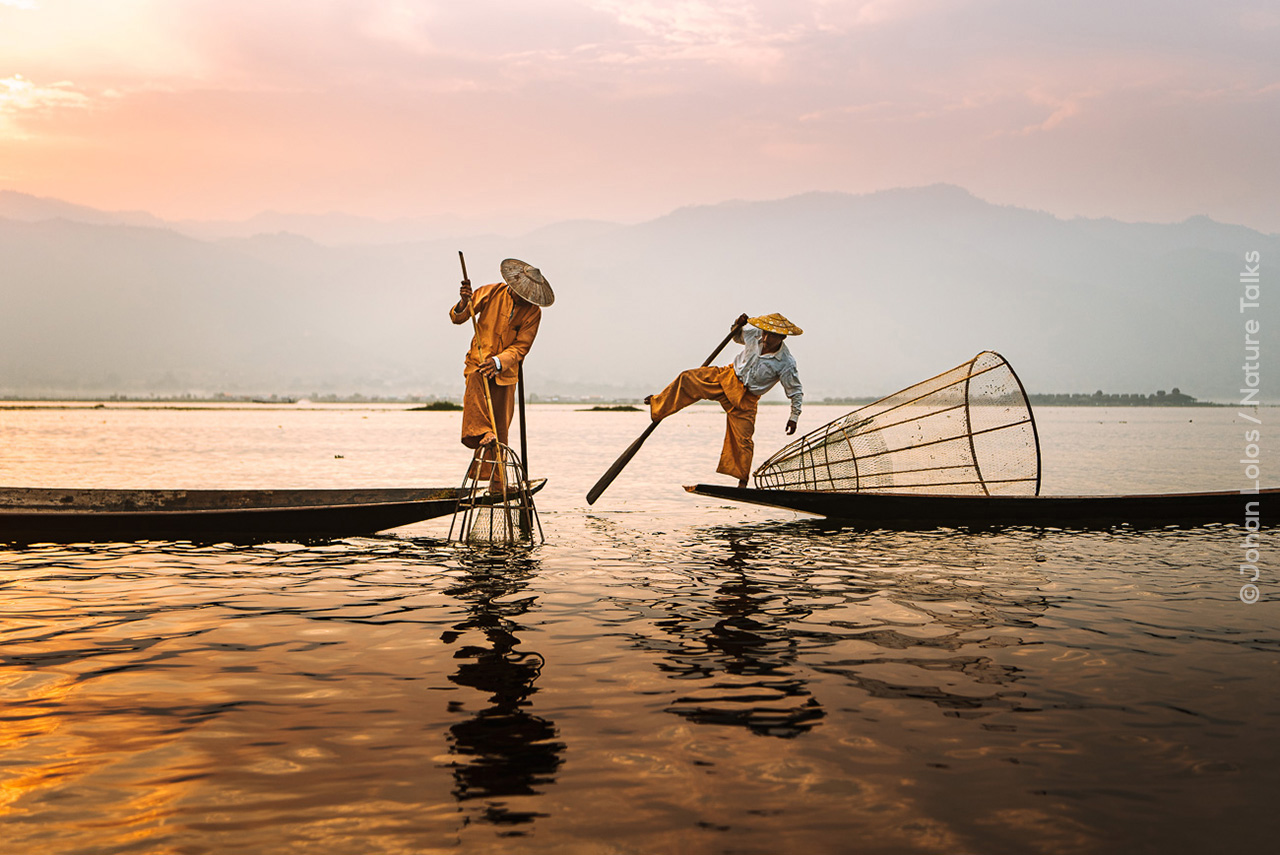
500, 258, 555, 307
748, 313, 802, 336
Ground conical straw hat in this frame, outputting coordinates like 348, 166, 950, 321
500, 258, 555, 307
748, 313, 802, 335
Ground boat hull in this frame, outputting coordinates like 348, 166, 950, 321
0, 483, 544, 543
685, 484, 1273, 529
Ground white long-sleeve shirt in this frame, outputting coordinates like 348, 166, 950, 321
733, 326, 803, 422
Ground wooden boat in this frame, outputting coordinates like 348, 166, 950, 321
0, 482, 545, 543
685, 484, 1274, 529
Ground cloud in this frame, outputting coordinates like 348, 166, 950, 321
1012, 90, 1093, 136
0, 74, 91, 133
584, 0, 762, 43
0, 0, 1275, 230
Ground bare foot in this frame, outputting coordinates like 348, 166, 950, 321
737, 478, 748, 488
643, 395, 653, 405
479, 431, 497, 447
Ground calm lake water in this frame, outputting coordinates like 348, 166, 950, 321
0, 403, 1275, 854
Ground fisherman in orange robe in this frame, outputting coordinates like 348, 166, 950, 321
646, 312, 803, 488
450, 259, 554, 481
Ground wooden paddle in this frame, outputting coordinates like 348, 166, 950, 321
517, 364, 533, 536
517, 364, 529, 476
459, 251, 509, 498
585, 318, 746, 505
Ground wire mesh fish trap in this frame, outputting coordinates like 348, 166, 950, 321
754, 351, 1041, 496
450, 443, 544, 546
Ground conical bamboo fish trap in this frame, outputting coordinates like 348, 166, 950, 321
450, 442, 543, 546
753, 351, 1041, 496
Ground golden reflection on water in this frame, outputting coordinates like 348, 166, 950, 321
0, 521, 1273, 853
0, 404, 1276, 852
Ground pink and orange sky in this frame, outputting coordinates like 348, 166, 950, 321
2, 0, 1277, 230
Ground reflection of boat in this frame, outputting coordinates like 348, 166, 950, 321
0, 481, 545, 542
685, 484, 1274, 528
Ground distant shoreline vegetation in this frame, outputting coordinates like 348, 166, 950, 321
408, 401, 463, 411
824, 387, 1220, 407
1027, 388, 1218, 407
0, 388, 1242, 407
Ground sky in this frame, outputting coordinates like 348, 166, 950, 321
1, 0, 1277, 231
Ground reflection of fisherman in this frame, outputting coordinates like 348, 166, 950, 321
643, 527, 826, 738
645, 313, 803, 487
444, 556, 564, 827
450, 259, 554, 478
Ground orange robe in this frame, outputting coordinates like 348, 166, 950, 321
648, 364, 760, 482
449, 283, 541, 462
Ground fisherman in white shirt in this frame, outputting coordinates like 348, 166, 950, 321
646, 312, 804, 488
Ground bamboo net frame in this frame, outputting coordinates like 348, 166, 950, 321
753, 351, 1041, 496
450, 441, 544, 546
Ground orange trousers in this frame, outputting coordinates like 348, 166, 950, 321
649, 364, 760, 482
461, 371, 517, 480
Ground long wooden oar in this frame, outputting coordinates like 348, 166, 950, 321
586, 319, 746, 505
459, 251, 511, 519
518, 364, 529, 477
459, 251, 501, 459
516, 363, 533, 537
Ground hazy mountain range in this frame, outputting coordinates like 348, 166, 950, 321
2, 185, 1275, 403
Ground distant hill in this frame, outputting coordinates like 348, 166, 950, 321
0, 190, 547, 244
0, 190, 169, 230
1, 185, 1275, 402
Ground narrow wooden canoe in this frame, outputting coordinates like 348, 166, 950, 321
685, 484, 1273, 529
0, 481, 545, 543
